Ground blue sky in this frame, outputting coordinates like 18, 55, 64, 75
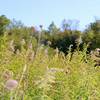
0, 0, 100, 30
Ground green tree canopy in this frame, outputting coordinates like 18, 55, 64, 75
0, 15, 10, 35
48, 22, 60, 35
83, 19, 100, 50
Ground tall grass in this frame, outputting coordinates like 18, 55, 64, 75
0, 35, 100, 100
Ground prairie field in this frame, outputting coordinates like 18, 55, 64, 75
0, 15, 100, 100
0, 35, 100, 100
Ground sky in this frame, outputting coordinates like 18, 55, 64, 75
0, 0, 100, 30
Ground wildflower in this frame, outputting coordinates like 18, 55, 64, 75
44, 48, 48, 56
27, 51, 34, 61
5, 79, 18, 91
55, 48, 59, 53
2, 71, 13, 80
16, 49, 20, 55
28, 43, 32, 49
21, 39, 26, 45
64, 67, 71, 74
47, 41, 51, 45
48, 68, 63, 73
9, 40, 14, 52
96, 48, 100, 52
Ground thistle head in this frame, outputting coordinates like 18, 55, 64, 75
5, 79, 18, 91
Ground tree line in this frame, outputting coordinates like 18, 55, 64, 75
0, 15, 100, 54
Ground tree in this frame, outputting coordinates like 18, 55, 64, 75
62, 19, 79, 31
84, 19, 100, 50
8, 19, 24, 30
83, 30, 94, 43
48, 22, 60, 35
62, 19, 69, 31
0, 15, 10, 35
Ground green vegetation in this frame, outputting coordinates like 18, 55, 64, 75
0, 15, 100, 100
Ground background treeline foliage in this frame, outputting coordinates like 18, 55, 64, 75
0, 15, 100, 54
